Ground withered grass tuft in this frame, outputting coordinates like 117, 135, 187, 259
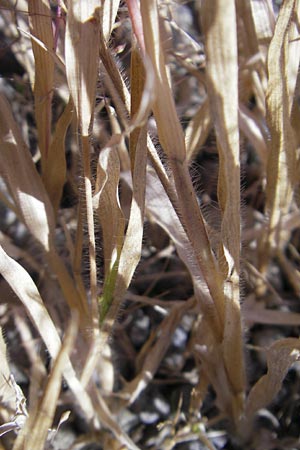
0, 1, 300, 449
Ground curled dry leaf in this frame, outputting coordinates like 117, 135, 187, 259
94, 142, 125, 278
99, 120, 147, 335
261, 0, 297, 265
95, 32, 154, 340
244, 338, 300, 427
0, 93, 55, 252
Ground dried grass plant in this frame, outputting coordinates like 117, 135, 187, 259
0, 0, 300, 449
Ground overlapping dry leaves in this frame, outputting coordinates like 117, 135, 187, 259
0, 1, 300, 449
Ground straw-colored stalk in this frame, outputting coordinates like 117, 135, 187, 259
260, 0, 297, 273
65, 2, 101, 331
140, 0, 245, 420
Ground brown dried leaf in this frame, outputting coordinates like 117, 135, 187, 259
261, 0, 297, 263
43, 97, 74, 215
96, 37, 154, 337
91, 383, 141, 450
286, 8, 300, 112
239, 104, 267, 166
13, 315, 78, 450
100, 0, 121, 42
0, 246, 96, 424
276, 250, 300, 297
126, 0, 145, 54
141, 0, 225, 332
28, 0, 54, 173
185, 98, 212, 162
100, 124, 147, 333
65, 1, 102, 325
202, 0, 241, 276
140, 0, 185, 162
65, 1, 100, 135
244, 306, 300, 326
250, 0, 275, 52
201, 0, 245, 418
120, 298, 196, 405
0, 245, 62, 363
0, 93, 87, 317
123, 167, 220, 344
98, 38, 173, 212
94, 143, 125, 277
245, 338, 300, 420
0, 93, 55, 251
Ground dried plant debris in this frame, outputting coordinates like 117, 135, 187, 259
0, 0, 300, 449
